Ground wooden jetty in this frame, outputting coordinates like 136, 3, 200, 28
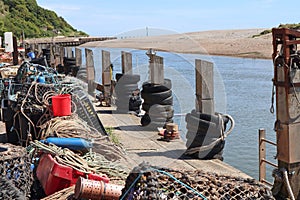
95, 106, 251, 178
23, 36, 116, 47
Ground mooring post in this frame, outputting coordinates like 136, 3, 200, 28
75, 48, 82, 67
85, 48, 96, 96
60, 46, 65, 65
102, 50, 112, 105
195, 59, 214, 114
66, 47, 73, 58
121, 51, 132, 74
52, 45, 59, 68
146, 49, 164, 84
49, 44, 55, 67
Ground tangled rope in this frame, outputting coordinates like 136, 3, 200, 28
30, 140, 98, 174
30, 140, 128, 185
83, 151, 128, 182
37, 114, 100, 140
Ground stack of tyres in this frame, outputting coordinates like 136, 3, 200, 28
114, 73, 140, 113
185, 110, 229, 160
63, 57, 79, 76
140, 79, 174, 130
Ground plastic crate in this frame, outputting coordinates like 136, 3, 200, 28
36, 153, 109, 195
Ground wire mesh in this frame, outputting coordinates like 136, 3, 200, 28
121, 163, 275, 200
0, 143, 33, 199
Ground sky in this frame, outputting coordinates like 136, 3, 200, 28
36, 0, 300, 37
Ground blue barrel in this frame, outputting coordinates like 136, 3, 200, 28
41, 137, 92, 152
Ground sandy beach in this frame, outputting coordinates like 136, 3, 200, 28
82, 29, 273, 59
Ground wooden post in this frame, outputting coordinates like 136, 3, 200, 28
85, 48, 95, 96
12, 36, 18, 65
195, 59, 214, 114
102, 50, 112, 105
259, 129, 266, 183
121, 51, 132, 74
146, 49, 164, 85
102, 50, 111, 85
75, 48, 82, 67
66, 47, 73, 58
50, 44, 55, 67
60, 46, 65, 65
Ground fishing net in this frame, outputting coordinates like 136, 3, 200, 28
0, 143, 33, 199
120, 163, 275, 200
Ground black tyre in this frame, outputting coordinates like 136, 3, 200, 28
141, 114, 151, 126
149, 109, 174, 119
115, 83, 138, 95
186, 113, 217, 130
116, 74, 140, 84
142, 104, 173, 113
116, 73, 123, 82
191, 109, 229, 125
143, 95, 173, 105
141, 89, 172, 101
142, 79, 172, 93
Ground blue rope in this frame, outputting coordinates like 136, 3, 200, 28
151, 167, 208, 200
119, 173, 142, 200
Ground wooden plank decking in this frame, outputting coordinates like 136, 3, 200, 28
95, 105, 252, 179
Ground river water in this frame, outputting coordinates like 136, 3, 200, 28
90, 47, 277, 181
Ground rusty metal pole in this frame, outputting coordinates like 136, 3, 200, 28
272, 28, 300, 199
259, 128, 266, 184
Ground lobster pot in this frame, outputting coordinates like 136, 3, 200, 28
0, 144, 32, 199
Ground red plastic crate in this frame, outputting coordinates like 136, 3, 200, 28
36, 153, 109, 195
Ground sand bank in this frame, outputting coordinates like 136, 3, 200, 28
82, 29, 273, 59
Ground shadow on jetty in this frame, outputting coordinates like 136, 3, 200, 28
136, 149, 187, 160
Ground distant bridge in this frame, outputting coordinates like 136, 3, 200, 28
24, 36, 116, 47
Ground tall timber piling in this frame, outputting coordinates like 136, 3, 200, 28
140, 49, 174, 129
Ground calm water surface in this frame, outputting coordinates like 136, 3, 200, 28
91, 48, 277, 181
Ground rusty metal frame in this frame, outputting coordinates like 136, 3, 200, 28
259, 129, 277, 186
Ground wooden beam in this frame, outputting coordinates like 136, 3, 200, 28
195, 59, 214, 114
149, 54, 164, 85
75, 48, 82, 67
102, 50, 111, 85
66, 47, 73, 58
85, 48, 95, 96
60, 46, 65, 65
121, 51, 132, 74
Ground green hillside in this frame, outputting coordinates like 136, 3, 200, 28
253, 23, 300, 37
0, 0, 88, 39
